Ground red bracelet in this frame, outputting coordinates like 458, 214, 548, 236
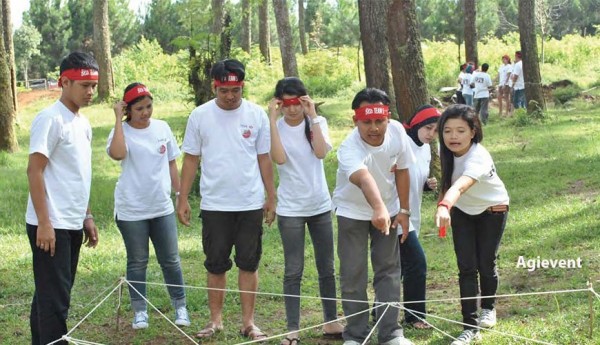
437, 201, 451, 209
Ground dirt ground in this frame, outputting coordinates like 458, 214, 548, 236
17, 89, 61, 108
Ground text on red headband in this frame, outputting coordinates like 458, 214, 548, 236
408, 107, 441, 128
214, 73, 244, 87
58, 68, 99, 86
282, 97, 301, 107
353, 104, 390, 121
123, 85, 152, 104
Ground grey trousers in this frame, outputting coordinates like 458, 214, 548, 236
474, 97, 490, 124
337, 216, 403, 344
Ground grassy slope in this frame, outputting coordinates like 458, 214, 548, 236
0, 95, 599, 345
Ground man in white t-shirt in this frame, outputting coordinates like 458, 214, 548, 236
177, 59, 276, 342
472, 63, 493, 125
26, 52, 99, 345
332, 88, 415, 345
511, 51, 526, 109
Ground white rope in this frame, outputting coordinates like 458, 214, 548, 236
123, 280, 198, 344
63, 336, 106, 345
401, 303, 458, 341
362, 303, 390, 345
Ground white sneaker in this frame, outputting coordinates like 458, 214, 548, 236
479, 308, 496, 328
174, 306, 191, 327
450, 329, 481, 345
381, 336, 415, 345
132, 311, 149, 329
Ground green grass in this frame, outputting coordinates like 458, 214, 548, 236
0, 95, 599, 345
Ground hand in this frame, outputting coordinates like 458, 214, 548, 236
83, 218, 99, 248
392, 213, 410, 243
427, 177, 438, 190
371, 206, 391, 235
435, 206, 451, 230
268, 98, 282, 122
299, 95, 317, 118
113, 100, 127, 120
263, 197, 276, 226
36, 222, 56, 256
176, 196, 192, 226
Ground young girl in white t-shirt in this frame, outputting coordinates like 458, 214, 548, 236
107, 83, 190, 330
435, 104, 509, 345
268, 77, 343, 345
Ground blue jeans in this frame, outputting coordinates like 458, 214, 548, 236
451, 207, 507, 330
513, 89, 526, 109
278, 212, 338, 331
463, 93, 473, 106
337, 216, 403, 344
117, 212, 186, 312
399, 231, 427, 324
27, 224, 82, 345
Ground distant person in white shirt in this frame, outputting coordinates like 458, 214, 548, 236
435, 104, 509, 345
472, 63, 493, 125
511, 51, 526, 109
26, 51, 99, 345
497, 55, 513, 117
460, 64, 475, 106
268, 77, 344, 345
177, 59, 275, 342
107, 83, 190, 330
333, 88, 415, 345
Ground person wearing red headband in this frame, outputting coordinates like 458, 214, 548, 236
511, 51, 526, 110
268, 77, 344, 344
177, 59, 275, 342
26, 51, 99, 345
107, 83, 190, 330
398, 105, 441, 330
436, 105, 509, 345
332, 88, 415, 345
497, 55, 513, 117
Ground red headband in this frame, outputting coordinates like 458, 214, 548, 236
282, 97, 301, 107
58, 68, 99, 87
123, 85, 152, 104
214, 73, 244, 87
405, 107, 441, 129
353, 104, 390, 121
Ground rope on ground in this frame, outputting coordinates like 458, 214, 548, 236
362, 303, 390, 345
402, 304, 458, 342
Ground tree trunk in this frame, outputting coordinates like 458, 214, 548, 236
212, 0, 224, 36
258, 0, 271, 63
93, 0, 113, 101
241, 0, 251, 53
518, 0, 546, 113
387, 0, 428, 121
1, 0, 16, 112
272, 0, 298, 76
358, 0, 396, 115
463, 0, 478, 67
0, 4, 17, 152
298, 0, 308, 54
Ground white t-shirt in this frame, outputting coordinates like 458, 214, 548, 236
452, 143, 509, 215
404, 139, 431, 235
26, 101, 92, 230
181, 99, 270, 211
498, 64, 513, 87
107, 119, 180, 221
512, 61, 524, 90
275, 116, 332, 217
461, 73, 474, 95
333, 120, 415, 221
472, 71, 493, 99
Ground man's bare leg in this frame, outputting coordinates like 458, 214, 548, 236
239, 269, 258, 330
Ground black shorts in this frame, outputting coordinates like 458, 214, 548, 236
201, 209, 263, 274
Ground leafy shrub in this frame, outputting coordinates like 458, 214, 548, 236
299, 49, 355, 98
553, 85, 581, 104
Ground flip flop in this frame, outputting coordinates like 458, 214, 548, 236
405, 320, 432, 329
195, 322, 223, 339
280, 336, 300, 345
240, 325, 268, 342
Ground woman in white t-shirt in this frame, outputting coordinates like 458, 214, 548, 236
400, 105, 441, 329
268, 77, 343, 345
460, 64, 475, 106
497, 55, 513, 117
435, 104, 509, 345
107, 83, 190, 330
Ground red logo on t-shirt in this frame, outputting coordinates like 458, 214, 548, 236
159, 144, 166, 154
242, 129, 251, 138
